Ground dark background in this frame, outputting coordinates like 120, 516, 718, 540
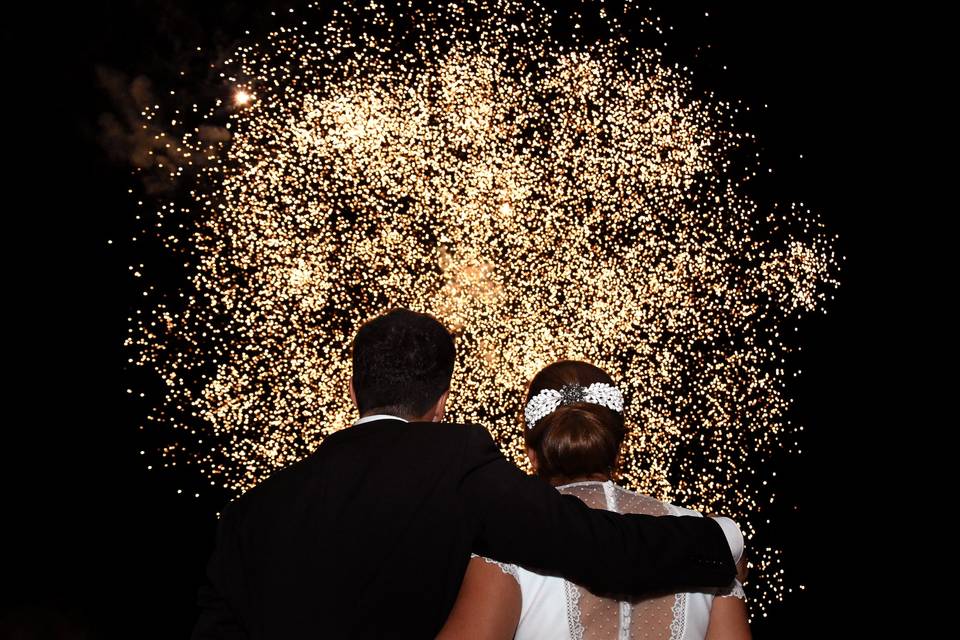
3, 2, 913, 638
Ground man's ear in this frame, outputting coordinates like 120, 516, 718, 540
432, 389, 451, 422
349, 379, 358, 411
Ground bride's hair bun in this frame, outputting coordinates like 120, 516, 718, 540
524, 361, 626, 482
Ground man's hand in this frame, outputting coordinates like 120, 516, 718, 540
704, 512, 747, 584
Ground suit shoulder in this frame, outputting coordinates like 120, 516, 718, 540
401, 422, 500, 474
414, 421, 491, 443
221, 449, 321, 519
440, 422, 501, 458
454, 422, 496, 444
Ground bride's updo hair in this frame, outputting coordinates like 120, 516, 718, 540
524, 361, 626, 483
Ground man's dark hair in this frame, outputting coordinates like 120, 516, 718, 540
351, 308, 456, 418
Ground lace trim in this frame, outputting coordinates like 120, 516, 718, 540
669, 592, 686, 640
618, 600, 631, 640
716, 579, 746, 600
667, 502, 702, 518
472, 554, 520, 585
602, 480, 619, 513
565, 580, 585, 640
556, 479, 609, 490
602, 480, 634, 639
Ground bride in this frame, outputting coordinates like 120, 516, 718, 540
438, 360, 750, 640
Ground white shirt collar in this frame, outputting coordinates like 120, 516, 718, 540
352, 413, 410, 426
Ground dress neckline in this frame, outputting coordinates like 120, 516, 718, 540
556, 479, 614, 490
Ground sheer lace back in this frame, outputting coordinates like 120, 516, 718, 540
478, 480, 742, 639
558, 481, 682, 640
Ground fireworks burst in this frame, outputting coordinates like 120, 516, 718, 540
125, 0, 840, 617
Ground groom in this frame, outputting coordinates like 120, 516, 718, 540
192, 308, 742, 639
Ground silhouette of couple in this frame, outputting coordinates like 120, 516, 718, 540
193, 309, 749, 639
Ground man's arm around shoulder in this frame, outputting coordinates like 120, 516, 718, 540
458, 424, 739, 595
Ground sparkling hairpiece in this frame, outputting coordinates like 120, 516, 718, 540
524, 382, 624, 429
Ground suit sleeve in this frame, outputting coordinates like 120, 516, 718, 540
458, 424, 737, 595
191, 501, 250, 640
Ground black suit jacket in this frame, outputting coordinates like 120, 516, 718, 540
192, 418, 736, 639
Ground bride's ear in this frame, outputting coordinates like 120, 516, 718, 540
526, 447, 538, 474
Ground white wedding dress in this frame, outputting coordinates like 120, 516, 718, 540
480, 480, 745, 640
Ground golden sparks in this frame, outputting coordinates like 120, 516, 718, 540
126, 1, 839, 619
232, 89, 253, 106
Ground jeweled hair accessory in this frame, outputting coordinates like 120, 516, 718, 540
524, 382, 624, 429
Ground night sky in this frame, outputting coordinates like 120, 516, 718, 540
3, 2, 910, 638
